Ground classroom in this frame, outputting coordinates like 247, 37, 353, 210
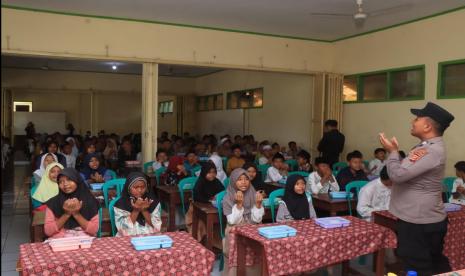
1, 1, 465, 275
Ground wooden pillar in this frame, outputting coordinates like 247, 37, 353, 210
141, 63, 158, 164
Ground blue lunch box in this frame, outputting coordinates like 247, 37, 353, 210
130, 235, 173, 251
258, 225, 297, 239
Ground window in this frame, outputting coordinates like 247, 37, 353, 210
438, 59, 465, 98
197, 94, 223, 112
343, 65, 424, 103
227, 88, 263, 109
13, 101, 32, 112
159, 101, 173, 114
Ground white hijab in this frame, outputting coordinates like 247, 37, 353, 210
65, 137, 79, 158
209, 154, 227, 183
33, 153, 57, 177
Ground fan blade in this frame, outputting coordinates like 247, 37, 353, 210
309, 12, 353, 17
368, 3, 413, 17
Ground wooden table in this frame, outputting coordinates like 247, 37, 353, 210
156, 185, 192, 231
311, 194, 357, 216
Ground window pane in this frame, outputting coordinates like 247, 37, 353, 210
362, 73, 387, 101
252, 89, 263, 107
391, 69, 423, 98
239, 91, 251, 108
168, 101, 173, 113
343, 76, 357, 101
206, 96, 214, 110
228, 93, 238, 109
442, 63, 465, 97
215, 95, 223, 110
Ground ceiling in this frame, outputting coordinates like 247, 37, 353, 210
1, 55, 224, 77
2, 0, 465, 41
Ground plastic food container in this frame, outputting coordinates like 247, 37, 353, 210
90, 183, 104, 190
329, 191, 354, 199
48, 236, 94, 252
315, 217, 351, 229
258, 225, 297, 239
130, 235, 173, 251
444, 203, 461, 212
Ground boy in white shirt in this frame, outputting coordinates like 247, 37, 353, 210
61, 142, 76, 168
265, 153, 288, 183
152, 149, 169, 171
368, 148, 386, 177
357, 167, 392, 221
450, 161, 465, 205
258, 145, 273, 165
307, 157, 339, 194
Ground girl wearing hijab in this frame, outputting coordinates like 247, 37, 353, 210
103, 138, 118, 162
209, 153, 227, 184
33, 153, 57, 184
276, 174, 317, 222
80, 153, 113, 187
242, 162, 265, 194
76, 141, 97, 170
113, 172, 162, 236
32, 162, 64, 210
161, 156, 189, 186
65, 137, 79, 158
222, 168, 264, 275
44, 168, 100, 239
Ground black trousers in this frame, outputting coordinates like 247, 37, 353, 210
396, 218, 451, 276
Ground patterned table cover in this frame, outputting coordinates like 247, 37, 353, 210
19, 231, 215, 275
228, 216, 397, 275
374, 207, 465, 271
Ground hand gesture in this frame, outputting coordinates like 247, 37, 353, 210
255, 191, 264, 208
235, 191, 244, 209
63, 199, 74, 215
379, 133, 399, 153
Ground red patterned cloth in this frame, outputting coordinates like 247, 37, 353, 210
228, 216, 396, 275
19, 231, 215, 275
374, 207, 465, 271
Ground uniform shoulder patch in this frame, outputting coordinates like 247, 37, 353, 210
408, 148, 428, 162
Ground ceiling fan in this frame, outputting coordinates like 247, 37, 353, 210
309, 0, 412, 28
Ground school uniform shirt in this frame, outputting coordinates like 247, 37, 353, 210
276, 197, 317, 222
265, 166, 284, 183
226, 204, 264, 225
258, 156, 269, 165
450, 177, 465, 205
63, 154, 76, 169
336, 167, 368, 191
307, 171, 339, 194
298, 163, 313, 173
369, 158, 385, 176
356, 178, 391, 221
152, 161, 169, 171
113, 204, 162, 237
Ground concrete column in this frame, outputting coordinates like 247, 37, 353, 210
141, 63, 158, 164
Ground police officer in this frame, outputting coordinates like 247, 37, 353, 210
379, 102, 454, 276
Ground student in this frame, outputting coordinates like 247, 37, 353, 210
356, 167, 392, 221
222, 168, 264, 276
33, 153, 57, 184
36, 140, 67, 168
32, 162, 64, 210
102, 138, 118, 163
76, 142, 97, 170
286, 141, 300, 159
369, 148, 386, 177
258, 145, 273, 165
336, 151, 369, 191
61, 142, 76, 169
184, 151, 199, 175
450, 161, 465, 205
161, 156, 189, 186
209, 153, 227, 184
117, 139, 138, 168
243, 163, 265, 193
317, 120, 345, 168
80, 153, 113, 187
264, 153, 288, 183
44, 168, 100, 239
307, 157, 339, 195
271, 142, 281, 155
65, 137, 79, 158
277, 175, 317, 222
113, 172, 162, 236
296, 150, 313, 173
218, 137, 232, 157
152, 149, 169, 171
226, 144, 245, 175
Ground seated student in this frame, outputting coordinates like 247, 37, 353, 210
243, 162, 265, 193
226, 144, 246, 175
117, 139, 138, 168
277, 175, 317, 222
161, 156, 189, 186
336, 151, 369, 191
222, 168, 264, 275
76, 142, 97, 170
271, 142, 282, 156
65, 137, 79, 158
286, 141, 300, 160
61, 142, 76, 169
357, 167, 392, 221
183, 150, 199, 175
114, 172, 162, 236
80, 153, 113, 187
307, 157, 339, 195
296, 150, 313, 173
450, 161, 465, 205
369, 148, 386, 177
44, 168, 100, 239
152, 149, 169, 171
209, 153, 227, 184
33, 153, 57, 184
36, 140, 67, 168
258, 145, 273, 165
265, 153, 288, 183
32, 162, 64, 210
102, 138, 118, 164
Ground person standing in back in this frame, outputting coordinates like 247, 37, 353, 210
317, 120, 345, 168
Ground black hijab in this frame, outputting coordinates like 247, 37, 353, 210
114, 172, 159, 226
46, 168, 100, 229
193, 162, 225, 203
242, 163, 265, 191
282, 174, 310, 220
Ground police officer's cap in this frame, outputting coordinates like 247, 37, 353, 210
411, 102, 455, 130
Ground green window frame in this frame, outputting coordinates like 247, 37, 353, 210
196, 93, 224, 112
226, 87, 264, 109
437, 59, 465, 99
158, 100, 174, 114
343, 65, 425, 104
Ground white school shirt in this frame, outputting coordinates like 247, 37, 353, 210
356, 178, 391, 221
306, 171, 339, 195
152, 161, 169, 171
450, 178, 465, 205
63, 154, 76, 168
226, 204, 265, 225
258, 156, 269, 165
369, 158, 385, 176
265, 166, 284, 183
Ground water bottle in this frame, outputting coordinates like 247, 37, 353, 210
407, 271, 417, 276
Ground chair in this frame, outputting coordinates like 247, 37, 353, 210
443, 177, 456, 202
258, 164, 271, 181
222, 157, 228, 169
30, 182, 43, 209
223, 177, 230, 187
332, 162, 348, 171
108, 196, 121, 236
143, 161, 154, 174
191, 165, 202, 176
285, 159, 298, 171
107, 169, 117, 179
288, 171, 310, 178
269, 188, 285, 222
103, 178, 126, 208
155, 167, 167, 185
363, 161, 369, 170
216, 191, 227, 271
345, 181, 369, 216
178, 176, 198, 214
97, 207, 103, 238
